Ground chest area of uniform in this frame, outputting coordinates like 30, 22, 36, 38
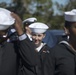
38, 46, 50, 62
55, 48, 76, 74
0, 42, 17, 65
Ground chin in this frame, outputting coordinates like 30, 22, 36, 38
35, 43, 39, 47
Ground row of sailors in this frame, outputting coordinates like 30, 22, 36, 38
0, 7, 76, 75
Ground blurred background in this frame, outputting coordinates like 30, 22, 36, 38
0, 0, 75, 29
0, 0, 74, 47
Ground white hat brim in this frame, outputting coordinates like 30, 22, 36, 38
64, 11, 76, 22
0, 8, 15, 25
30, 28, 47, 34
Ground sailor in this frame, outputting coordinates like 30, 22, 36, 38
0, 8, 39, 75
48, 9, 76, 75
23, 17, 37, 41
29, 22, 50, 75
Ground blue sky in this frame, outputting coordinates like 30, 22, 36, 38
52, 0, 68, 5
0, 0, 68, 5
0, 0, 11, 4
0, 0, 69, 15
52, 0, 69, 15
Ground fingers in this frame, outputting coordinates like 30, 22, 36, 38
11, 12, 22, 23
10, 12, 23, 35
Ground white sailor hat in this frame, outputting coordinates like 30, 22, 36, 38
23, 17, 37, 25
0, 8, 15, 30
71, 9, 76, 13
64, 9, 76, 22
29, 22, 49, 34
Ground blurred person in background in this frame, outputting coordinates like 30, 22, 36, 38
23, 17, 37, 41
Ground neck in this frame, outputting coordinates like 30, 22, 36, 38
68, 40, 76, 51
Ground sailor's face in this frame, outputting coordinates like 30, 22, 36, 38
68, 22, 76, 41
32, 33, 45, 47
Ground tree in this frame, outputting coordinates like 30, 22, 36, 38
51, 0, 76, 29
1, 0, 75, 29
10, 0, 54, 28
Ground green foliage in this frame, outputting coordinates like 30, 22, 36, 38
53, 0, 76, 29
0, 2, 7, 8
1, 0, 76, 29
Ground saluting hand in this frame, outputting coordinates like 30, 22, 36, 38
11, 12, 24, 36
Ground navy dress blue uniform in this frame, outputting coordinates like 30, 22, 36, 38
0, 36, 39, 75
37, 44, 50, 75
0, 40, 19, 75
18, 36, 39, 75
49, 41, 76, 75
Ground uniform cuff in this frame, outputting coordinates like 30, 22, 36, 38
19, 34, 27, 41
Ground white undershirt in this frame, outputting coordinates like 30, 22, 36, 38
36, 43, 46, 52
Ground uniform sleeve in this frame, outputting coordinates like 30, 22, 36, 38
47, 48, 56, 75
18, 37, 39, 67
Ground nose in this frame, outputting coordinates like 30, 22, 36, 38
35, 36, 38, 40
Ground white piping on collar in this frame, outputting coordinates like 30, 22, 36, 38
59, 41, 70, 46
36, 43, 46, 52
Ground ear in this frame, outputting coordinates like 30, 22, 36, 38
43, 34, 46, 38
64, 27, 69, 35
25, 26, 28, 30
